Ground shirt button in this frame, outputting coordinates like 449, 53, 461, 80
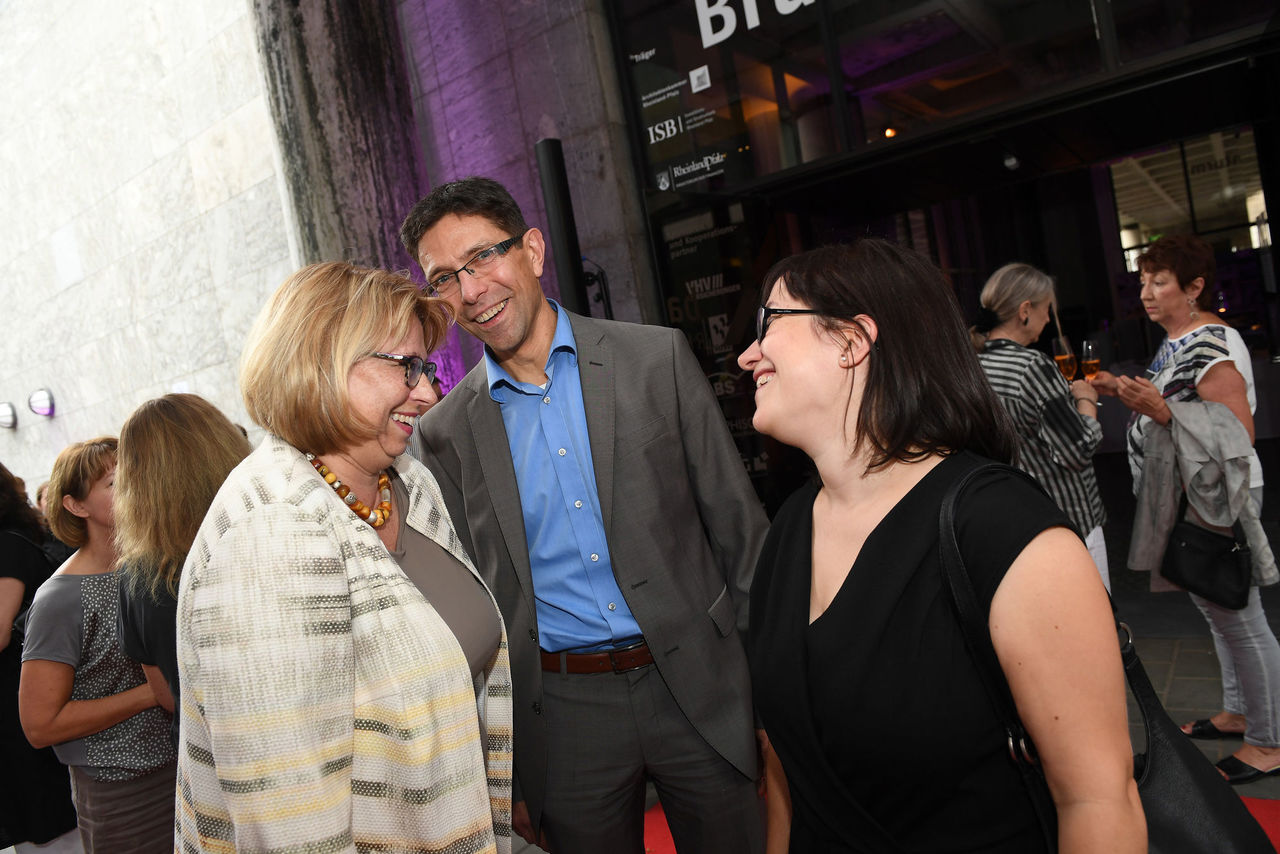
608, 602, 617, 611
590, 553, 599, 562
574, 500, 583, 508
528, 629, 537, 641
532, 702, 542, 715
558, 448, 566, 456
543, 396, 550, 404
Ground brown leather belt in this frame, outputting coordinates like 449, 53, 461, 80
540, 640, 654, 674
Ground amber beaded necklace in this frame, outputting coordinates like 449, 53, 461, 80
306, 454, 392, 528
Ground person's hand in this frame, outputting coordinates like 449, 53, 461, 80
512, 800, 552, 851
1115, 375, 1171, 424
1069, 380, 1098, 405
1088, 369, 1119, 397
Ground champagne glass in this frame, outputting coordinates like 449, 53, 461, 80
1052, 337, 1077, 382
1081, 339, 1101, 380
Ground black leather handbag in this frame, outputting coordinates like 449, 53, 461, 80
1161, 494, 1252, 610
939, 463, 1273, 854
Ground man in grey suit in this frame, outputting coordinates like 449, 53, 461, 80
399, 177, 766, 854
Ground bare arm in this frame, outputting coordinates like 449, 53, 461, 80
758, 728, 791, 854
141, 664, 174, 713
19, 658, 158, 749
1195, 361, 1255, 443
0, 577, 23, 652
1112, 361, 1253, 443
990, 527, 1146, 854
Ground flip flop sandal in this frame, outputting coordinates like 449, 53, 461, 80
1216, 755, 1280, 785
1184, 718, 1244, 739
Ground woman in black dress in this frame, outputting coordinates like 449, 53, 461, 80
0, 462, 79, 852
737, 240, 1144, 853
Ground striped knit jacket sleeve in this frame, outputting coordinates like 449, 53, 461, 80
979, 341, 1105, 532
175, 435, 512, 854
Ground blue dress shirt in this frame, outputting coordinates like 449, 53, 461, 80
484, 301, 642, 652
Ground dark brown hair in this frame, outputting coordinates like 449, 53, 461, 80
762, 239, 1017, 469
0, 461, 42, 540
398, 176, 529, 269
1138, 234, 1215, 309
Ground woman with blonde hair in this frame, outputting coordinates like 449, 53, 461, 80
973, 262, 1109, 589
115, 393, 252, 747
19, 438, 173, 854
176, 261, 512, 853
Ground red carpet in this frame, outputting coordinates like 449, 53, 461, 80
643, 803, 676, 854
649, 798, 1280, 850
1243, 797, 1280, 850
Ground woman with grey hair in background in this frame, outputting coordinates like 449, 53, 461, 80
973, 262, 1110, 590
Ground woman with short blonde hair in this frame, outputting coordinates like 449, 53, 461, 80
239, 261, 450, 454
114, 393, 252, 747
177, 261, 511, 853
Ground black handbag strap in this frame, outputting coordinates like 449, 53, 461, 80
938, 462, 1058, 852
1175, 490, 1248, 541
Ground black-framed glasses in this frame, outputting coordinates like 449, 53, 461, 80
426, 234, 524, 297
756, 305, 822, 343
371, 353, 437, 389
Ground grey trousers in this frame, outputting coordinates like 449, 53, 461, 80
1189, 486, 1280, 747
538, 662, 763, 854
68, 761, 175, 854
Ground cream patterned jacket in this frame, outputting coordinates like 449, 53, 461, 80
176, 435, 512, 854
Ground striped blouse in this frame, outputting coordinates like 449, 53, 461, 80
175, 435, 512, 854
979, 338, 1106, 534
1126, 323, 1262, 488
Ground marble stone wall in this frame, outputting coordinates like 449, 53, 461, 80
394, 0, 659, 379
0, 0, 297, 491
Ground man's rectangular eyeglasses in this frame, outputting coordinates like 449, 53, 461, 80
427, 235, 523, 297
756, 305, 822, 343
372, 353, 437, 388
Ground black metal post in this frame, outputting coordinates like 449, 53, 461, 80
535, 138, 590, 316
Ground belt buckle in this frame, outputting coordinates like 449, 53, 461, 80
607, 641, 645, 674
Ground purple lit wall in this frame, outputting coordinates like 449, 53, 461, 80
394, 0, 658, 391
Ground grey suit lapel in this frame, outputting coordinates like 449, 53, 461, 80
462, 379, 537, 598
571, 314, 615, 529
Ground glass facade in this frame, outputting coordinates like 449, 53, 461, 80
832, 0, 1102, 144
614, 0, 1280, 196
1110, 125, 1272, 352
608, 1, 1280, 495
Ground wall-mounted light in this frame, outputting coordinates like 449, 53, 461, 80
0, 402, 15, 429
28, 388, 55, 417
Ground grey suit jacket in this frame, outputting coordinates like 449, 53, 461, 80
413, 311, 767, 830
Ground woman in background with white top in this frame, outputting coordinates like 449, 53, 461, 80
1093, 234, 1280, 784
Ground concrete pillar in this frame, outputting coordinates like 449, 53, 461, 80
250, 0, 427, 270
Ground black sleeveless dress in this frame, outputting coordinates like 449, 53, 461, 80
749, 452, 1072, 853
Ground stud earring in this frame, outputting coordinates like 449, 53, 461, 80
840, 354, 848, 363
